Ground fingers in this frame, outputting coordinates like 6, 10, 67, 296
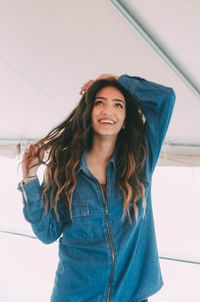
80, 80, 94, 95
23, 144, 45, 162
24, 146, 36, 160
79, 75, 118, 95
22, 144, 45, 178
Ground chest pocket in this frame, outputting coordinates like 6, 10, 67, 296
62, 201, 95, 244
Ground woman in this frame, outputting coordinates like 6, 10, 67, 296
18, 73, 176, 302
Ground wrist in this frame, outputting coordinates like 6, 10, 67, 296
23, 175, 37, 178
22, 174, 37, 183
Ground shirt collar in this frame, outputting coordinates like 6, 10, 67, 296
77, 150, 88, 175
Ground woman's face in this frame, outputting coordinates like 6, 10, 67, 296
91, 86, 126, 139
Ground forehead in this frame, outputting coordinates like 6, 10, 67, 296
95, 86, 125, 101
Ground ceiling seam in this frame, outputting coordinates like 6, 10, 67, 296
0, 54, 66, 111
110, 0, 200, 99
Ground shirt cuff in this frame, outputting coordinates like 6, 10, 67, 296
17, 177, 42, 203
118, 74, 145, 91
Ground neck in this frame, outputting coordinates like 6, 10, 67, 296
86, 135, 116, 166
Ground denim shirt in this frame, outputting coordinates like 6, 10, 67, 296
18, 75, 176, 302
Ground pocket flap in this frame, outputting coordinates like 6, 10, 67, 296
72, 202, 90, 218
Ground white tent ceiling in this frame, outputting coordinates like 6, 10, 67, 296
0, 0, 200, 165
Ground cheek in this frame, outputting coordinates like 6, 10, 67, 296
120, 112, 126, 123
91, 109, 99, 127
91, 108, 96, 122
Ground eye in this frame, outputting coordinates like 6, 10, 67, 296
115, 103, 124, 109
94, 100, 103, 106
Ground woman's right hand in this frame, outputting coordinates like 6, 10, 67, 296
22, 145, 45, 183
80, 74, 119, 95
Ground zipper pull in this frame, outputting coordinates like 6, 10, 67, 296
105, 204, 108, 215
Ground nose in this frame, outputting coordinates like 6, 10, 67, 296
101, 103, 113, 115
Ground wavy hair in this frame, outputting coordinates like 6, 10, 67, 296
24, 78, 147, 224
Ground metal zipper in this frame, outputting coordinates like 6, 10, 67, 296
104, 203, 115, 302
82, 170, 115, 302
97, 183, 115, 302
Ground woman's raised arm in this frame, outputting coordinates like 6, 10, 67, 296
118, 74, 176, 171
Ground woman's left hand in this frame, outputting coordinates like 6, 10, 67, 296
80, 73, 119, 95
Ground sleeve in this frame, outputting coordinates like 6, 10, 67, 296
17, 177, 71, 244
118, 74, 176, 172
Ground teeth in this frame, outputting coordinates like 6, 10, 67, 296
99, 120, 114, 124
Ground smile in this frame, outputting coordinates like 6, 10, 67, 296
98, 119, 115, 125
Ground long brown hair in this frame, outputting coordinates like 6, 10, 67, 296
25, 78, 147, 224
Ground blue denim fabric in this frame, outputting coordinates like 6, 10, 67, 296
18, 75, 175, 302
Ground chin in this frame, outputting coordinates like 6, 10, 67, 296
92, 125, 121, 137
94, 130, 119, 137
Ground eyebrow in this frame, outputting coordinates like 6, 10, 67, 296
95, 96, 125, 104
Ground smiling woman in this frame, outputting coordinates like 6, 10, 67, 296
17, 73, 175, 302
91, 86, 126, 138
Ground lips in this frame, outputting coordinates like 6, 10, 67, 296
98, 119, 115, 124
